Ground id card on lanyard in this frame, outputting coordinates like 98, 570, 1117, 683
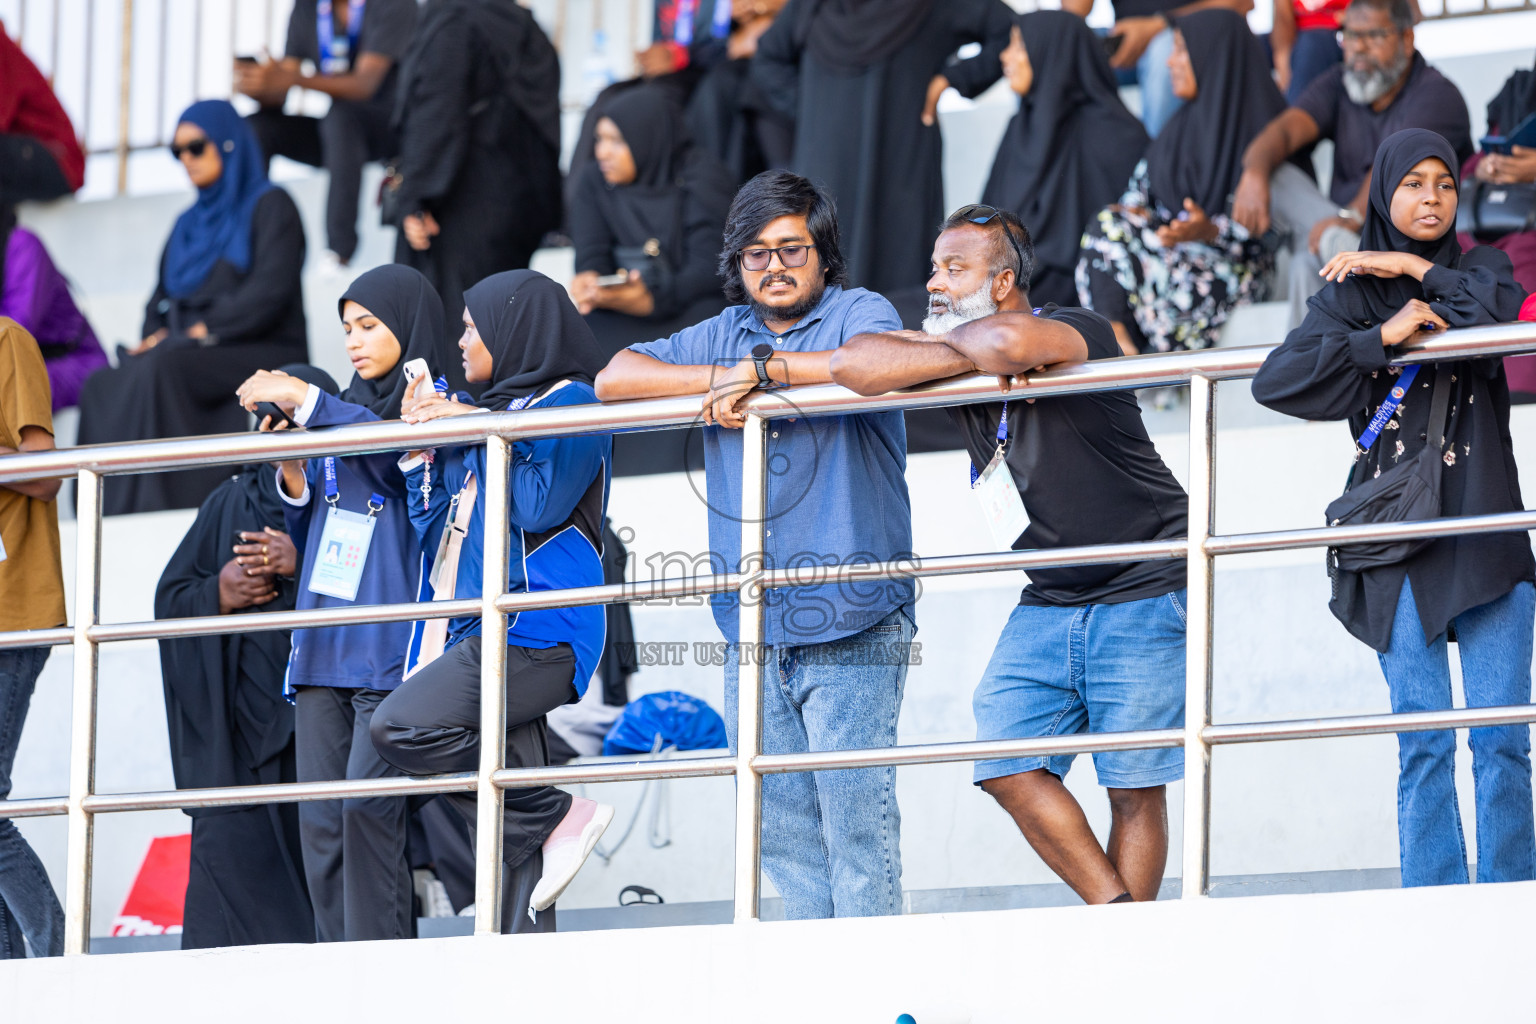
317, 0, 364, 75
970, 403, 1029, 551
307, 457, 384, 602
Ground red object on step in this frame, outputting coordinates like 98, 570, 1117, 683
110, 834, 190, 937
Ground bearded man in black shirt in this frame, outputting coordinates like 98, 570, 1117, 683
831, 207, 1189, 904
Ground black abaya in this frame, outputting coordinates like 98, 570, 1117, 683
390, 0, 562, 394
76, 188, 308, 515
980, 11, 1148, 309
1252, 129, 1533, 651
154, 464, 313, 948
752, 0, 1013, 293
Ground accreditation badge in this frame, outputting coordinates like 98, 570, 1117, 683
307, 506, 377, 601
971, 447, 1029, 552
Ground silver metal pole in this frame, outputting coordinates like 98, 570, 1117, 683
1181, 375, 1216, 900
474, 434, 511, 935
63, 470, 102, 955
732, 413, 768, 923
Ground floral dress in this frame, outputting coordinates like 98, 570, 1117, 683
1075, 159, 1273, 352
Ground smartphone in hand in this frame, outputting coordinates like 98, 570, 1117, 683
402, 358, 433, 401
255, 402, 295, 429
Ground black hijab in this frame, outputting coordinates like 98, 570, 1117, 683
981, 11, 1148, 279
790, 0, 936, 73
1487, 51, 1536, 138
1145, 9, 1286, 216
337, 264, 447, 419
154, 364, 338, 805
465, 270, 605, 410
1317, 128, 1464, 327
591, 85, 737, 268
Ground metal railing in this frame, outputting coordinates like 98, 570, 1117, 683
3, 322, 1536, 953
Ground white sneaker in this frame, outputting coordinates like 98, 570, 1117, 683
530, 798, 614, 911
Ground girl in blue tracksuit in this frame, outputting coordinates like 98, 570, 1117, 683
236, 264, 451, 942
370, 270, 614, 932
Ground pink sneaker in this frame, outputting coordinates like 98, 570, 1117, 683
530, 797, 614, 911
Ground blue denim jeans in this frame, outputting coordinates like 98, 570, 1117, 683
0, 647, 64, 957
972, 590, 1187, 787
724, 609, 913, 919
1378, 579, 1536, 887
1136, 28, 1183, 138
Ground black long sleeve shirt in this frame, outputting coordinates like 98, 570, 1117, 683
1252, 251, 1534, 650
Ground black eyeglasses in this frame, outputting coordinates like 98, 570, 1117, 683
739, 244, 816, 272
1336, 27, 1397, 45
952, 204, 1026, 278
170, 137, 211, 160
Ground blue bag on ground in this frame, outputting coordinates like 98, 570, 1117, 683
603, 691, 727, 755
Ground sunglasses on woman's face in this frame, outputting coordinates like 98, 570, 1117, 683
170, 137, 211, 160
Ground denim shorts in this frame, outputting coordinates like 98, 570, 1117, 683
972, 589, 1187, 789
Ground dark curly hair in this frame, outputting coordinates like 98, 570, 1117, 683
717, 170, 848, 305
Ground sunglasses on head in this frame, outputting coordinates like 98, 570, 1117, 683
952, 203, 1026, 278
738, 244, 816, 272
170, 137, 211, 160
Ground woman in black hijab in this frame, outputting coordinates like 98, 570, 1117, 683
234, 265, 450, 943
752, 0, 1013, 293
569, 84, 736, 348
981, 12, 1147, 308
1076, 10, 1283, 355
372, 270, 615, 930
154, 363, 337, 949
568, 84, 736, 475
386, 0, 562, 395
1253, 128, 1534, 890
78, 100, 308, 515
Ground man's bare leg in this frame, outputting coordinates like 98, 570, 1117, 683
1105, 786, 1168, 902
981, 769, 1128, 904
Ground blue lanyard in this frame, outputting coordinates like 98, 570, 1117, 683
968, 307, 1046, 485
674, 0, 696, 46
969, 403, 1009, 486
322, 456, 384, 513
711, 0, 732, 38
1356, 364, 1420, 453
317, 0, 364, 75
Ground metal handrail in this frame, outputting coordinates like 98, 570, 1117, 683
4, 321, 1536, 952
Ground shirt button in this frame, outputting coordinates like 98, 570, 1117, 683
765, 529, 772, 537
771, 431, 779, 438
1419, 433, 1427, 440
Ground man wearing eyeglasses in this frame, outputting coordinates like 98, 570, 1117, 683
830, 206, 1189, 905
595, 170, 917, 921
1229, 0, 1469, 327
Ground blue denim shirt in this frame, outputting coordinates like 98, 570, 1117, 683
631, 285, 915, 646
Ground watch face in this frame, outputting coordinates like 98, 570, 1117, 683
752, 342, 774, 360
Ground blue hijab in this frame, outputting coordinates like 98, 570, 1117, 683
163, 100, 276, 299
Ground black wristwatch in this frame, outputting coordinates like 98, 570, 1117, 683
751, 342, 787, 390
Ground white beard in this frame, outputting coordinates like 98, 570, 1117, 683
1343, 51, 1409, 105
923, 286, 999, 335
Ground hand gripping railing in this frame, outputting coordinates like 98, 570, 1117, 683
3, 321, 1536, 952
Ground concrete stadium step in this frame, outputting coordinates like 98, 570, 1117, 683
87, 866, 1404, 953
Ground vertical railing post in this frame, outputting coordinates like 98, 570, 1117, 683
115, 0, 133, 195
732, 412, 768, 922
64, 469, 103, 954
473, 434, 511, 934
1181, 375, 1217, 898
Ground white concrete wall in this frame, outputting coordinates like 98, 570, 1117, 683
5, 878, 1536, 1022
